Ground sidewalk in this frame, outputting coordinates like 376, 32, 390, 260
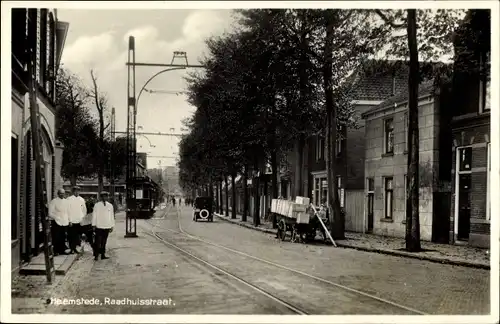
11, 213, 125, 313
214, 212, 490, 270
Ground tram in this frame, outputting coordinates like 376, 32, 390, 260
126, 176, 163, 219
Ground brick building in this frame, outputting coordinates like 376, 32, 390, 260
449, 10, 491, 248
11, 8, 69, 272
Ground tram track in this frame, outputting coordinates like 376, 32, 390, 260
143, 206, 427, 315
142, 206, 308, 315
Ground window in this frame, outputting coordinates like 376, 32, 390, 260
367, 178, 374, 193
487, 143, 491, 220
384, 177, 393, 219
316, 136, 324, 160
313, 176, 328, 206
459, 147, 472, 171
384, 118, 394, 154
479, 53, 491, 113
336, 126, 344, 155
403, 174, 407, 216
404, 112, 408, 152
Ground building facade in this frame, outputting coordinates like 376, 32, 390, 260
362, 80, 453, 242
449, 10, 491, 248
294, 61, 409, 232
11, 8, 69, 271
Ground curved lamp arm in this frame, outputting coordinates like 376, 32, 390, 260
136, 67, 187, 109
137, 134, 155, 147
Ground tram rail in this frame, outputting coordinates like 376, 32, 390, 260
142, 206, 427, 315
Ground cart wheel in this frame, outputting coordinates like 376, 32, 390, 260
278, 219, 287, 241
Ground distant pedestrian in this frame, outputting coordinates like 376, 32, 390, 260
48, 189, 70, 255
92, 191, 115, 261
67, 186, 87, 254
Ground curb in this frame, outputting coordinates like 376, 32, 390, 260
214, 213, 276, 235
214, 213, 490, 270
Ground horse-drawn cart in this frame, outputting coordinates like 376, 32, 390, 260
271, 197, 335, 245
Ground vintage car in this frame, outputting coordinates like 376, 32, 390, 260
193, 196, 214, 222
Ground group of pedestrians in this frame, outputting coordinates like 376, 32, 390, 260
48, 186, 115, 261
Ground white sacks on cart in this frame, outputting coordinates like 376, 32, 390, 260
271, 197, 310, 224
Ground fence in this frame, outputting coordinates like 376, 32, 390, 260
344, 189, 365, 233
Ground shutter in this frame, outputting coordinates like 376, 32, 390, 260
19, 135, 26, 248
36, 9, 41, 83
26, 132, 33, 259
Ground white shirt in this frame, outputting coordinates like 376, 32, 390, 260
92, 201, 115, 229
48, 197, 69, 226
67, 195, 87, 223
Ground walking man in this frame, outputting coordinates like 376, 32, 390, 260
92, 191, 115, 261
48, 189, 70, 255
67, 186, 87, 254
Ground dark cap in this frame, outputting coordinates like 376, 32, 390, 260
73, 186, 81, 190
100, 191, 109, 196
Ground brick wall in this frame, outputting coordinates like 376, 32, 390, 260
449, 116, 490, 248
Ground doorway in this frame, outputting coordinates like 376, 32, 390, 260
366, 178, 374, 233
457, 174, 471, 241
367, 193, 374, 233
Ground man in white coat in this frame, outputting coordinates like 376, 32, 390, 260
67, 186, 87, 254
49, 188, 70, 255
92, 191, 115, 260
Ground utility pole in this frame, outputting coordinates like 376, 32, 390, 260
125, 36, 138, 238
123, 37, 204, 239
109, 107, 116, 201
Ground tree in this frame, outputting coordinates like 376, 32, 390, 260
55, 68, 100, 185
89, 69, 111, 195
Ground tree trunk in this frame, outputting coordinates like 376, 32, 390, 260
253, 157, 261, 226
224, 175, 229, 217
294, 23, 308, 200
263, 173, 268, 221
270, 149, 278, 228
242, 164, 249, 222
294, 137, 305, 198
405, 9, 421, 252
219, 179, 224, 214
323, 11, 344, 240
231, 172, 237, 219
70, 174, 77, 187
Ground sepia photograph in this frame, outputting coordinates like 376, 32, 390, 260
1, 1, 498, 322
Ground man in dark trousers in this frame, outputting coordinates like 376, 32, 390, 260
92, 191, 115, 261
67, 186, 87, 254
48, 188, 70, 255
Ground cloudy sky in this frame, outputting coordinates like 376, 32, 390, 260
58, 8, 235, 168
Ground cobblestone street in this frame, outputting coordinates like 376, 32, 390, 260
12, 207, 490, 315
